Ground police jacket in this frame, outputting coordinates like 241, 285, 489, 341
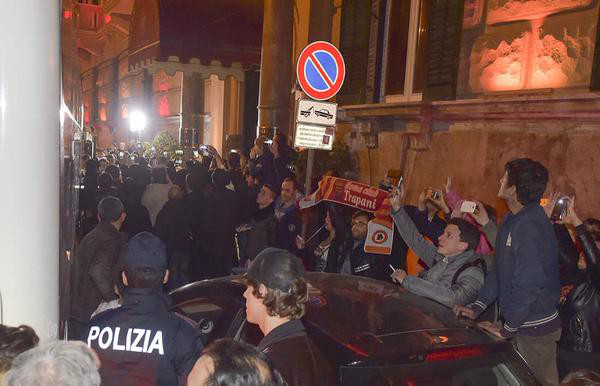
560, 224, 600, 352
469, 203, 560, 338
258, 319, 338, 386
84, 288, 203, 386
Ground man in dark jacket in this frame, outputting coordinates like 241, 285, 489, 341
244, 184, 277, 263
154, 185, 192, 290
454, 158, 561, 386
205, 168, 240, 278
325, 211, 390, 282
273, 178, 301, 253
184, 167, 212, 281
243, 248, 337, 386
83, 232, 203, 386
70, 196, 127, 339
119, 177, 152, 239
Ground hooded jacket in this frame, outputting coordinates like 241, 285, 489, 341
391, 207, 484, 307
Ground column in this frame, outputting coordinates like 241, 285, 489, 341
180, 73, 205, 159
257, 0, 293, 138
308, 0, 334, 42
223, 75, 243, 152
0, 0, 60, 339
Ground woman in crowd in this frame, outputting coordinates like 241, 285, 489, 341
555, 199, 600, 377
0, 324, 39, 384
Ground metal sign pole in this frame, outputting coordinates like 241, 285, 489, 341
302, 148, 315, 240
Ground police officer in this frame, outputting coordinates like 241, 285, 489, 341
83, 232, 203, 386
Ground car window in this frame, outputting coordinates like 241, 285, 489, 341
174, 298, 242, 344
339, 351, 539, 386
238, 319, 263, 346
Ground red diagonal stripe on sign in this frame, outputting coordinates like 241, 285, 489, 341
308, 53, 334, 88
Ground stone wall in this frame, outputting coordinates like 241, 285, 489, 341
355, 122, 600, 220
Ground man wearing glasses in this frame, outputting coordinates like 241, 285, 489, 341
322, 211, 391, 282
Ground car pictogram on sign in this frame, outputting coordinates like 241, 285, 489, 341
314, 109, 333, 119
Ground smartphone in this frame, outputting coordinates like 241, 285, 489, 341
427, 189, 440, 200
460, 200, 478, 214
551, 196, 570, 221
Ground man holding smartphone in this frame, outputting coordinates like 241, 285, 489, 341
388, 185, 484, 308
453, 158, 560, 386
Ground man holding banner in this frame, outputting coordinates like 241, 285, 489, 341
322, 210, 391, 281
299, 176, 398, 282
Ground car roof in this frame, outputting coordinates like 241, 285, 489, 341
170, 272, 505, 361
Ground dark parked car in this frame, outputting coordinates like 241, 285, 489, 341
169, 273, 540, 385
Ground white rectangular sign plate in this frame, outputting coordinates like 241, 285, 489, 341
296, 99, 337, 126
293, 123, 335, 150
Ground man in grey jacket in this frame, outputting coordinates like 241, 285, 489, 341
389, 187, 484, 308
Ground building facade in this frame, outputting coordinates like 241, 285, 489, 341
331, 0, 600, 219
70, 0, 262, 153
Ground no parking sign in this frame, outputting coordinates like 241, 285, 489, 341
296, 41, 345, 101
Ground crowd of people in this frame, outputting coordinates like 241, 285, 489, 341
1, 135, 599, 386
69, 143, 600, 385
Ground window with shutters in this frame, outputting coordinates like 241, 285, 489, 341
382, 0, 430, 102
337, 0, 372, 106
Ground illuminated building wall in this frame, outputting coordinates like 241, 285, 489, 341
458, 0, 599, 95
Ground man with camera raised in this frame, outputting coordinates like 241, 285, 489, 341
388, 185, 485, 308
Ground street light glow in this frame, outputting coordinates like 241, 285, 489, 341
129, 111, 146, 133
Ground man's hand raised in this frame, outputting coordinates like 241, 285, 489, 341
470, 200, 490, 226
389, 185, 405, 213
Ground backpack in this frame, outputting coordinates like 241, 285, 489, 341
451, 258, 487, 285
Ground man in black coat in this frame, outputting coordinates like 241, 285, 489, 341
204, 169, 240, 278
70, 196, 127, 339
244, 184, 277, 263
154, 185, 192, 290
325, 211, 391, 282
273, 178, 301, 253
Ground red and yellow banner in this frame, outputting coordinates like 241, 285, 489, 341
299, 176, 394, 255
